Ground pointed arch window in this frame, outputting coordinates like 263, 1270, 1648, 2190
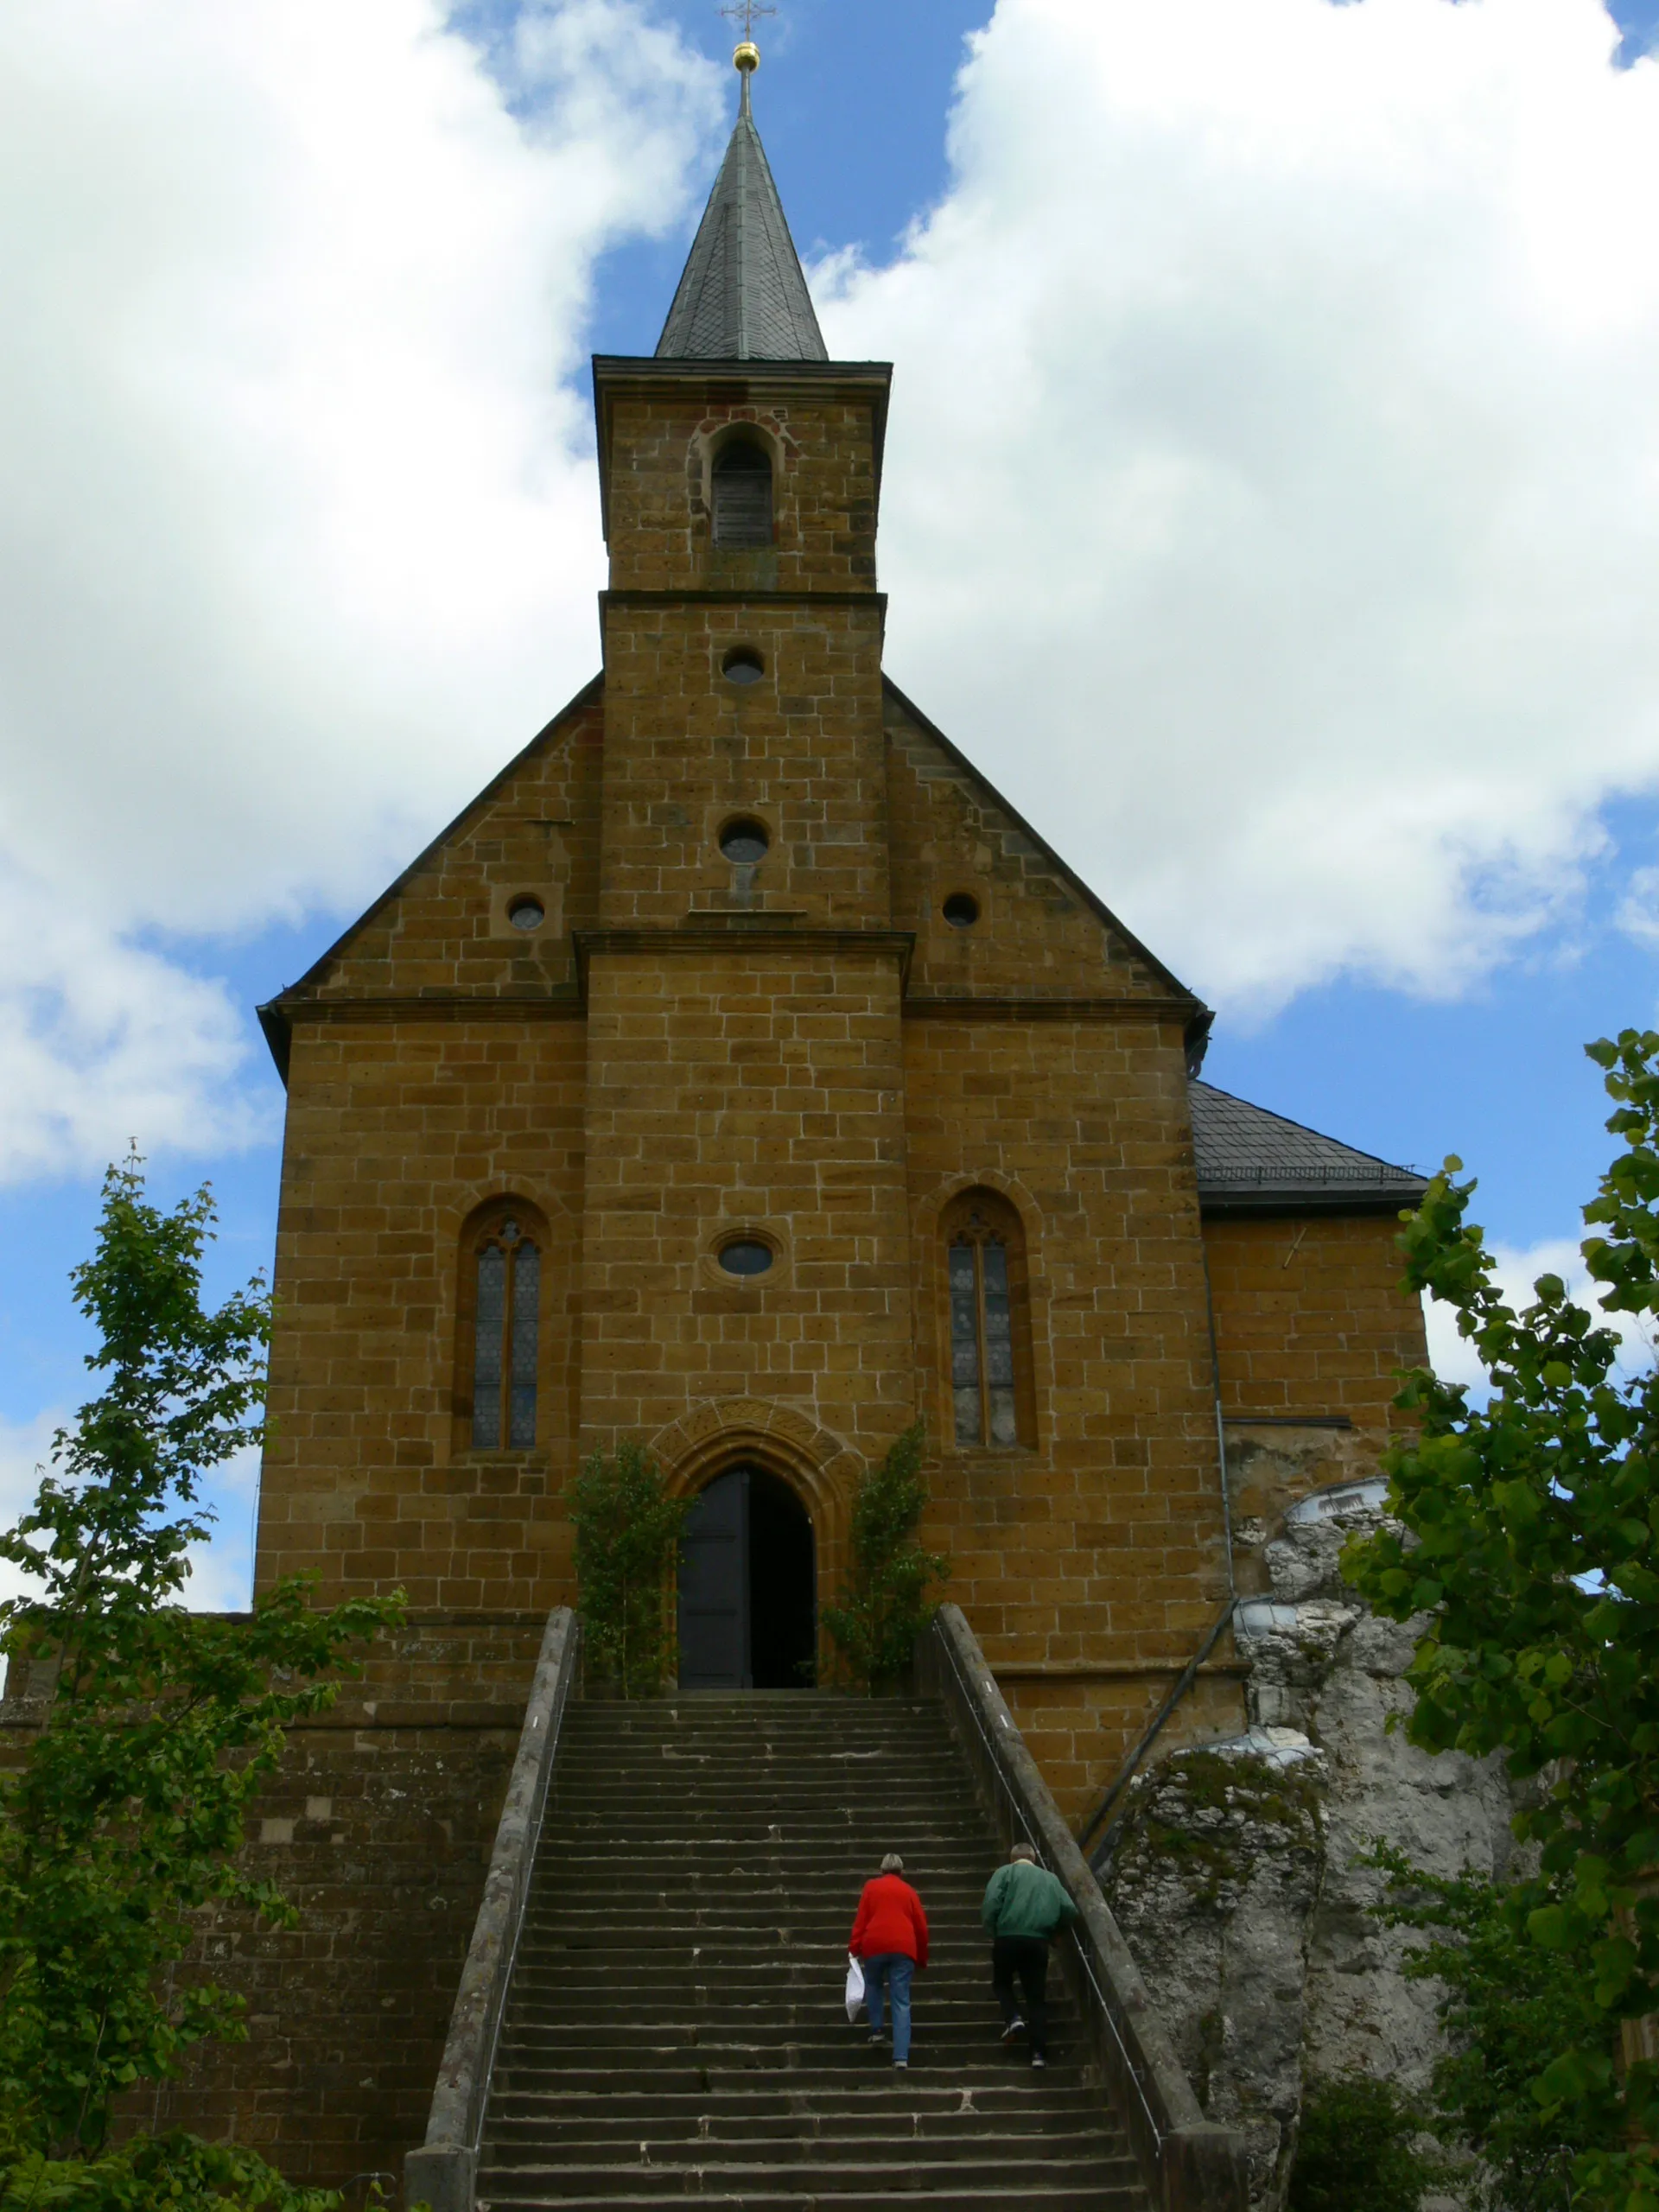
469, 1212, 541, 1449
712, 437, 772, 549
944, 1191, 1033, 1449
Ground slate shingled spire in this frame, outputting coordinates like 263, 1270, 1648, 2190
655, 44, 828, 362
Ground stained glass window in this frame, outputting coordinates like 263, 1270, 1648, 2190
946, 1199, 1027, 1447
471, 1215, 539, 1449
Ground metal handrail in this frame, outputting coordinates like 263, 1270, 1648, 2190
919, 1605, 1249, 2212
405, 1606, 580, 2212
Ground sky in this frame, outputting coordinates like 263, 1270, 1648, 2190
3, 0, 1659, 1606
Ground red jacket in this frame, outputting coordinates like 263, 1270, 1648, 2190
849, 1874, 929, 1968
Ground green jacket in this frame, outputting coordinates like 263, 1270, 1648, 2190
980, 1859, 1079, 1942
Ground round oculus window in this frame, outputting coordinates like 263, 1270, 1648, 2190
716, 1238, 774, 1278
508, 895, 546, 931
722, 646, 766, 686
942, 892, 980, 929
719, 817, 770, 866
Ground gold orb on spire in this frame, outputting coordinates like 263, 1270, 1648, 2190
734, 39, 760, 72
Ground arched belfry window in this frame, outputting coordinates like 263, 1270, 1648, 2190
943, 1190, 1033, 1449
712, 437, 772, 549
468, 1210, 541, 1448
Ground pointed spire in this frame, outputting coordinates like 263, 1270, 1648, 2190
656, 39, 828, 363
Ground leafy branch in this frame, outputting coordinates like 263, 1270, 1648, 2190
1343, 1029, 1659, 2211
823, 1424, 948, 1694
570, 1440, 690, 1696
0, 1154, 403, 2183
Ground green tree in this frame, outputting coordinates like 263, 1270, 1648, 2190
570, 1440, 690, 1695
0, 1154, 402, 2202
823, 1424, 948, 1694
1344, 1029, 1659, 2209
1363, 1846, 1621, 2212
1287, 2073, 1443, 2212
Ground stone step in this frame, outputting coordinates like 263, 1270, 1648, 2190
486, 2111, 1120, 2149
519, 1946, 1008, 1964
499, 1999, 1073, 2031
481, 1695, 1150, 2212
486, 2085, 1106, 2121
486, 2137, 1126, 2172
533, 1841, 995, 1857
543, 1823, 984, 1839
491, 2060, 1094, 2094
493, 2049, 1090, 2082
475, 2178, 1141, 2212
478, 2155, 1135, 2198
520, 1904, 994, 1925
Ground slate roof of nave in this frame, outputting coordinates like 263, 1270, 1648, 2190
1190, 1081, 1428, 1215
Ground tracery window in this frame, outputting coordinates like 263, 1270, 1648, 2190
944, 1191, 1032, 1448
712, 437, 772, 549
469, 1212, 541, 1449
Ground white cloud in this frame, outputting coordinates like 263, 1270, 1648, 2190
1423, 1234, 1656, 1393
820, 0, 1659, 1012
10, 0, 1659, 1183
1618, 862, 1659, 946
0, 0, 721, 1181
0, 868, 263, 1181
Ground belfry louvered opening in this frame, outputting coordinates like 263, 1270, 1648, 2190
712, 438, 773, 548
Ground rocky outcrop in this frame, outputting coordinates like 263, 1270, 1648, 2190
1100, 1485, 1524, 2212
1105, 1732, 1325, 2208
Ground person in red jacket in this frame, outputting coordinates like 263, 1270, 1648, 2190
849, 1853, 929, 2068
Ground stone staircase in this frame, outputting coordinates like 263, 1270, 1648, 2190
476, 1692, 1149, 2211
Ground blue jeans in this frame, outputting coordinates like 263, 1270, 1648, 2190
862, 1952, 915, 2063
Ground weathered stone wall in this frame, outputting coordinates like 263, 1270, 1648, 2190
596, 377, 882, 594
257, 1011, 588, 1611
1205, 1211, 1428, 1434
2, 1620, 537, 2198
597, 595, 889, 927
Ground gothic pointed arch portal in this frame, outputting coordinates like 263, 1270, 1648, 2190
677, 1465, 817, 1690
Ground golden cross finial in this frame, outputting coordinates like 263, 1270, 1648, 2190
721, 1, 777, 40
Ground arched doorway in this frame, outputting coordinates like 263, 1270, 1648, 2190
677, 1465, 816, 1690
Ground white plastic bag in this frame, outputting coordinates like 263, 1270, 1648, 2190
844, 1954, 865, 2023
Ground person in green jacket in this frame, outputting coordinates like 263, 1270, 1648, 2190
980, 1841, 1078, 2066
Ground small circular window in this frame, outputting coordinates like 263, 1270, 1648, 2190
719, 817, 770, 866
722, 646, 766, 686
508, 895, 546, 932
717, 1238, 774, 1278
942, 892, 980, 929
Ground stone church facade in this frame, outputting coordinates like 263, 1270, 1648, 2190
202, 60, 1431, 2187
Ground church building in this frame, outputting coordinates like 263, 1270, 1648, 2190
219, 46, 1431, 2191
254, 40, 1426, 1798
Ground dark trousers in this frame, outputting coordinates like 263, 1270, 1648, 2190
992, 1936, 1051, 2058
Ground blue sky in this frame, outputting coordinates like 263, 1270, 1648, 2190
3, 0, 1659, 1603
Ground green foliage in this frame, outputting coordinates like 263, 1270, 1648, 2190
0, 1154, 404, 2162
0, 2126, 349, 2209
570, 1440, 690, 1696
1364, 1844, 1621, 2212
1343, 1027, 1659, 2209
1288, 2074, 1443, 2212
823, 1425, 948, 1694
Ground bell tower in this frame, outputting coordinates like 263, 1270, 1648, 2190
577, 39, 915, 1504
